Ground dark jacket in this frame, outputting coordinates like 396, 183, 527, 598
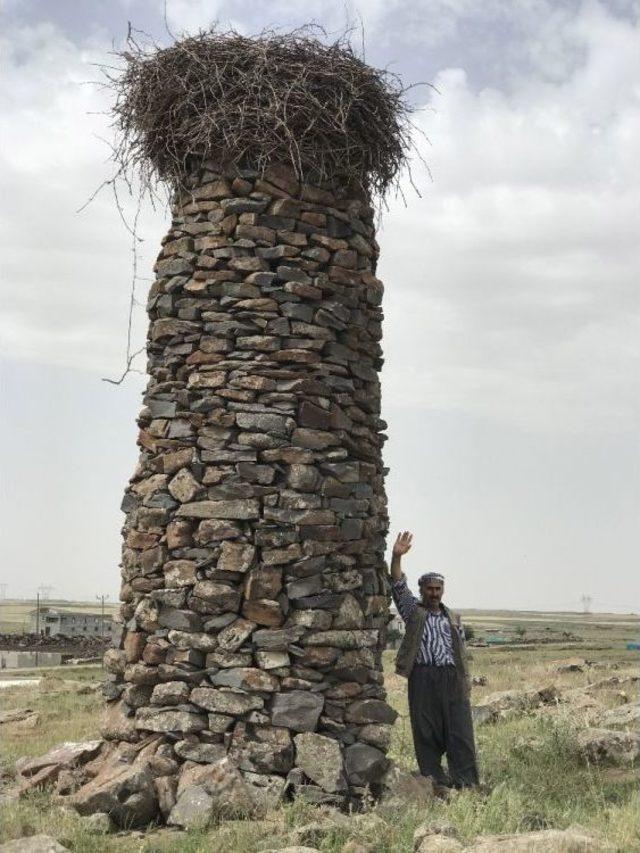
395, 601, 470, 693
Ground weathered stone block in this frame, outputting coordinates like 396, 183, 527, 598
271, 691, 324, 732
177, 500, 260, 519
216, 541, 256, 572
135, 708, 208, 733
210, 667, 279, 692
294, 732, 346, 792
190, 687, 263, 715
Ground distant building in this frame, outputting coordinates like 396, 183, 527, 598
28, 607, 113, 638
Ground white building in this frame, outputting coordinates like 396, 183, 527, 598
29, 607, 113, 638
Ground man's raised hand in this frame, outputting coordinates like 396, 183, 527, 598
393, 530, 413, 556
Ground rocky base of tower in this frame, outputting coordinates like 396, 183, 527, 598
10, 729, 409, 829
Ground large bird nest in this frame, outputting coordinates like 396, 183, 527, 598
108, 26, 421, 200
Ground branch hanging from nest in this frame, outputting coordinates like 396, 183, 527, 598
103, 24, 425, 201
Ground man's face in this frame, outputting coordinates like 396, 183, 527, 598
420, 581, 444, 607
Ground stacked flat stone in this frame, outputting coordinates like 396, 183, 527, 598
104, 162, 396, 809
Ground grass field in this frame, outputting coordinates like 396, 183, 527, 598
0, 610, 638, 851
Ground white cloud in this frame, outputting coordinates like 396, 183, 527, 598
160, 0, 225, 35
1, 3, 638, 433
0, 1, 637, 608
380, 4, 640, 434
0, 22, 166, 377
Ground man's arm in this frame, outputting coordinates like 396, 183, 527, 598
390, 531, 417, 623
390, 531, 412, 581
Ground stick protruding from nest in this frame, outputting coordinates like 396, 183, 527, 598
107, 25, 422, 201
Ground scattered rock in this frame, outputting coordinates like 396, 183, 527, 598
413, 821, 459, 850
577, 728, 640, 765
341, 843, 372, 853
0, 709, 38, 726
15, 741, 102, 779
0, 836, 69, 853
597, 705, 640, 729
380, 763, 434, 809
68, 761, 158, 828
481, 685, 560, 719
416, 839, 463, 853
468, 827, 613, 851
471, 705, 498, 726
79, 812, 114, 834
261, 848, 320, 853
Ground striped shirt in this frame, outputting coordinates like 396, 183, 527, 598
392, 574, 465, 667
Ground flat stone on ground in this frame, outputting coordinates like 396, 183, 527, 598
0, 836, 69, 852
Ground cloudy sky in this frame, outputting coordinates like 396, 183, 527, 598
1, 0, 638, 612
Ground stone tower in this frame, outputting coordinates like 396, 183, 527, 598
91, 30, 412, 825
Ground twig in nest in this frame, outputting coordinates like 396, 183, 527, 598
102, 24, 427, 202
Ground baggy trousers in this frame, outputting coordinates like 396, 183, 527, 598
408, 663, 479, 788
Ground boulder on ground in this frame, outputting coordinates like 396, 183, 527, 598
577, 728, 640, 765
68, 761, 158, 828
482, 684, 560, 717
556, 659, 585, 674
597, 705, 640, 729
413, 821, 460, 850
15, 741, 102, 778
380, 763, 434, 810
261, 848, 320, 853
415, 839, 463, 853
341, 843, 372, 853
291, 811, 351, 846
471, 705, 498, 726
0, 709, 38, 726
468, 827, 613, 851
78, 812, 114, 834
0, 836, 69, 853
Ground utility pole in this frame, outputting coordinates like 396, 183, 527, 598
37, 584, 54, 601
35, 592, 40, 668
0, 584, 7, 636
581, 594, 593, 614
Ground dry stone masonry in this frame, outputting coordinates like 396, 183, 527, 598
102, 161, 398, 816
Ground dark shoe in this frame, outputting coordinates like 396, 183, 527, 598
432, 781, 453, 800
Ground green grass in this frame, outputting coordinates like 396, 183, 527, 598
0, 687, 101, 774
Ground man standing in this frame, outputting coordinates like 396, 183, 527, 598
390, 530, 479, 790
